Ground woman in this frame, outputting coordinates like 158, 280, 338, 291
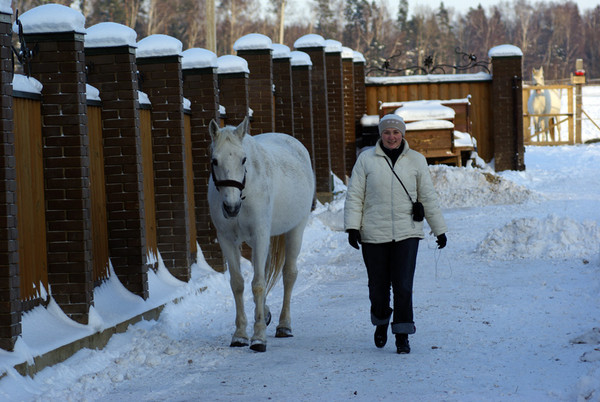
344, 113, 447, 354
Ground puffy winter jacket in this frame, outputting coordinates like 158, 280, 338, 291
344, 140, 447, 243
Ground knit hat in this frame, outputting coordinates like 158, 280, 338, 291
378, 114, 406, 136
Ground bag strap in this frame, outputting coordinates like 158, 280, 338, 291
384, 157, 414, 204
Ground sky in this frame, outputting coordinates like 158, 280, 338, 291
388, 0, 598, 16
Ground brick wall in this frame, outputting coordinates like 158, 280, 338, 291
237, 49, 275, 135
218, 72, 249, 127
342, 55, 355, 179
25, 31, 94, 325
137, 54, 193, 281
296, 46, 331, 198
325, 49, 345, 183
182, 65, 224, 272
85, 43, 150, 299
273, 57, 294, 136
0, 11, 20, 350
291, 63, 315, 168
353, 59, 366, 152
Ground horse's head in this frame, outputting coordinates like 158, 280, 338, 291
208, 117, 249, 219
532, 67, 544, 86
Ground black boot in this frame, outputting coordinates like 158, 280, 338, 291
374, 324, 388, 348
395, 334, 410, 354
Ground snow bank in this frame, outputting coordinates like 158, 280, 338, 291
430, 165, 537, 209
476, 214, 600, 260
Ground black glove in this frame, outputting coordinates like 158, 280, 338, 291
436, 233, 447, 249
347, 229, 361, 250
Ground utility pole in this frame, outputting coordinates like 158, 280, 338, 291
278, 0, 286, 44
206, 0, 216, 53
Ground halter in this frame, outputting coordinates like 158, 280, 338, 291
211, 165, 247, 196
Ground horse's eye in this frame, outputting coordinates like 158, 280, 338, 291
242, 157, 247, 165
211, 159, 218, 167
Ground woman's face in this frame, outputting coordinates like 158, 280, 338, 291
381, 128, 403, 149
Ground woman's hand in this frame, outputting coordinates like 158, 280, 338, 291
436, 233, 447, 249
347, 229, 361, 250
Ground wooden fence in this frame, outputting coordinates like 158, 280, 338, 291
365, 78, 494, 162
522, 84, 575, 145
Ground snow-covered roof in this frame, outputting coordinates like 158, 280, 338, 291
324, 39, 342, 53
233, 33, 272, 51
294, 34, 325, 49
181, 48, 218, 69
85, 22, 137, 48
136, 34, 182, 58
366, 71, 492, 85
272, 44, 291, 59
217, 55, 249, 74
0, 0, 11, 14
12, 74, 42, 94
13, 4, 85, 34
290, 51, 312, 67
488, 44, 523, 58
406, 119, 454, 131
353, 51, 366, 63
393, 100, 456, 121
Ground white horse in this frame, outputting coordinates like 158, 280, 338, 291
208, 117, 315, 352
527, 67, 561, 141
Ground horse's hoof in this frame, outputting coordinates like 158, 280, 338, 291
275, 327, 293, 338
230, 336, 249, 347
250, 341, 267, 352
265, 310, 272, 326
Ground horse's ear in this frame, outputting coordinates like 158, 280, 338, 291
208, 119, 220, 140
235, 116, 249, 140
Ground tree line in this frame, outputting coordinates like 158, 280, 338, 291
11, 0, 600, 81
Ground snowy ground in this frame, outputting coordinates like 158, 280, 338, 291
0, 90, 599, 401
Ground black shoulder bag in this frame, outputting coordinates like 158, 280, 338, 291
384, 158, 424, 222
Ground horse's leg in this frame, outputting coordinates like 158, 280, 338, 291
221, 240, 248, 347
276, 218, 308, 338
249, 233, 270, 352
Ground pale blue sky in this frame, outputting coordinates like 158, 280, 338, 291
396, 0, 598, 16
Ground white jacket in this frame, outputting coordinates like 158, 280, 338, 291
344, 140, 447, 243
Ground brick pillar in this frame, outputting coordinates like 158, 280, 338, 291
0, 9, 20, 351
217, 55, 249, 126
353, 52, 367, 154
294, 35, 331, 200
235, 34, 275, 135
290, 51, 315, 167
342, 47, 356, 180
181, 48, 224, 272
490, 45, 525, 172
23, 7, 93, 324
324, 40, 345, 184
85, 23, 150, 298
272, 44, 294, 136
136, 35, 192, 281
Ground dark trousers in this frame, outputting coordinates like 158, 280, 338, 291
361, 238, 419, 334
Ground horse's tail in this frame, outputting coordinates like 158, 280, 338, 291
265, 234, 286, 295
